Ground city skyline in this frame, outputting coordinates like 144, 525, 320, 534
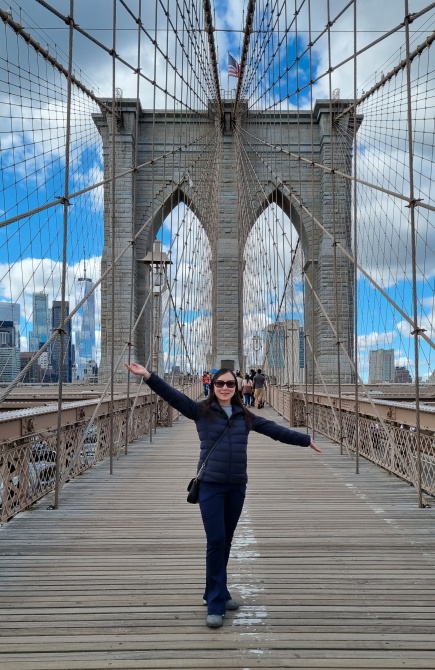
0, 279, 98, 382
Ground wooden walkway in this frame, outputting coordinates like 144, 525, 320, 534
1, 406, 434, 669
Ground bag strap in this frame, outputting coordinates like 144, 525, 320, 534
196, 421, 231, 481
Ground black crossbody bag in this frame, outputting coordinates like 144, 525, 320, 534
187, 422, 231, 504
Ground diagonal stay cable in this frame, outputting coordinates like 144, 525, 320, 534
234, 0, 256, 114
239, 126, 435, 214
238, 126, 435, 352
0, 7, 115, 116
335, 27, 435, 121
31, 1, 211, 113
1, 128, 218, 227
303, 269, 400, 456
203, 0, 223, 118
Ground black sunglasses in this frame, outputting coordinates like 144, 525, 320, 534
214, 380, 237, 388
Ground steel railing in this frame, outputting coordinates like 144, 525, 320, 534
0, 381, 202, 523
268, 385, 435, 499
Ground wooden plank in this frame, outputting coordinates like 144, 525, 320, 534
1, 659, 435, 670
1, 406, 435, 669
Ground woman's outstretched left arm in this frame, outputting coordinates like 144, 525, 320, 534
252, 415, 322, 452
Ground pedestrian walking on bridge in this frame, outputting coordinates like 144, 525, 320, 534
253, 368, 267, 408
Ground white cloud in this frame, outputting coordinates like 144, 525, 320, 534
358, 330, 397, 350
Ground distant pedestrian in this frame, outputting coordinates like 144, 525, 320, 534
202, 371, 211, 396
249, 368, 256, 406
253, 368, 267, 409
242, 374, 253, 406
236, 371, 244, 398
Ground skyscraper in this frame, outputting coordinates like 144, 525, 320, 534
0, 301, 21, 381
369, 348, 395, 383
75, 261, 96, 380
0, 301, 20, 323
29, 292, 49, 351
51, 300, 72, 382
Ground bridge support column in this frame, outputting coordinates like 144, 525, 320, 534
94, 101, 141, 383
212, 111, 241, 372
315, 102, 355, 384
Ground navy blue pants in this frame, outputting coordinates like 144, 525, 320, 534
199, 482, 246, 615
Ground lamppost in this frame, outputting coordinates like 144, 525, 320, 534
252, 334, 261, 370
139, 242, 172, 376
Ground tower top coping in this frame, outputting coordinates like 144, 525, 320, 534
94, 97, 358, 122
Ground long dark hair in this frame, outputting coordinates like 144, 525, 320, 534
205, 368, 254, 425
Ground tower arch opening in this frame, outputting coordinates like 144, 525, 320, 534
142, 202, 213, 379
243, 202, 305, 384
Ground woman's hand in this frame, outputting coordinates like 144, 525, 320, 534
124, 361, 151, 380
309, 439, 322, 453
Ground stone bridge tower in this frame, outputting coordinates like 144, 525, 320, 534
94, 98, 358, 383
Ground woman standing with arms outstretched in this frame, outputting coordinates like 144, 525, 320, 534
125, 362, 322, 628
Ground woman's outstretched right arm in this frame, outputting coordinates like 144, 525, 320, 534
124, 362, 200, 421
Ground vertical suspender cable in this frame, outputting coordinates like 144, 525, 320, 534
109, 0, 117, 474
54, 0, 74, 509
353, 0, 360, 474
124, 0, 143, 456
294, 0, 301, 411
169, 0, 179, 383
283, 0, 291, 400
150, 0, 159, 440
404, 0, 423, 507
308, 0, 316, 437
162, 0, 170, 377
327, 0, 343, 453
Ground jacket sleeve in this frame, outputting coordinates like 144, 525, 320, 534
145, 373, 201, 421
251, 415, 311, 447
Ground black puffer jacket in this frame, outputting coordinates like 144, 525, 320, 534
146, 373, 311, 484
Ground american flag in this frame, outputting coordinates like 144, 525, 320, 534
228, 53, 240, 78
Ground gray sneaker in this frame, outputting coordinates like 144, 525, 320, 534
206, 614, 223, 628
225, 598, 239, 611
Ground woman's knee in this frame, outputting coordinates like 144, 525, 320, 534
206, 531, 226, 549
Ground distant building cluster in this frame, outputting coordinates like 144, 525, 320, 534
394, 366, 412, 384
0, 284, 98, 384
369, 348, 412, 384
